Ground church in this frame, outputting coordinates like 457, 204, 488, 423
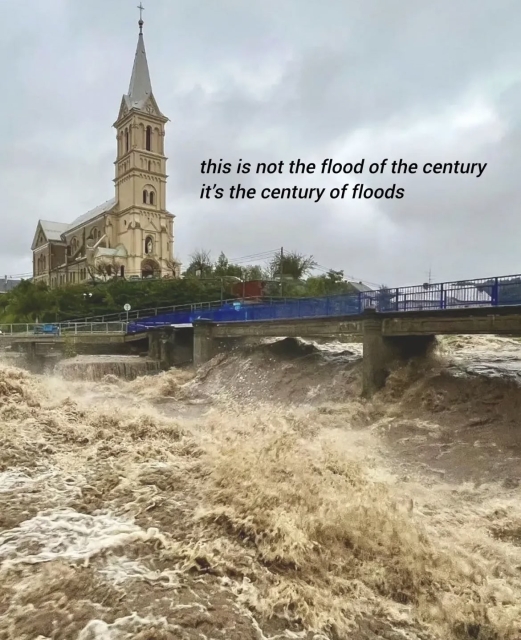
31, 14, 177, 287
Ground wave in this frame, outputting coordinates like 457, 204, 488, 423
0, 337, 520, 638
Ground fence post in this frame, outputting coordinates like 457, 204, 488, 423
395, 288, 399, 311
440, 283, 445, 310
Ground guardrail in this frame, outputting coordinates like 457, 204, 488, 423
6, 274, 521, 338
0, 322, 128, 337
126, 274, 521, 334
65, 296, 297, 324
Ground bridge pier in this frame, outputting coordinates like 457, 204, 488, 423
193, 320, 216, 367
147, 326, 194, 368
362, 316, 391, 397
362, 312, 435, 397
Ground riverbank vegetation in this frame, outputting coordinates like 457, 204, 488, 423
0, 250, 365, 323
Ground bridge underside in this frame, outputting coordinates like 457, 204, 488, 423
191, 306, 521, 396
5, 306, 521, 396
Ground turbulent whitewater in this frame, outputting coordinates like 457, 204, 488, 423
0, 336, 521, 639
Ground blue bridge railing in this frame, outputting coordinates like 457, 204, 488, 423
126, 274, 521, 334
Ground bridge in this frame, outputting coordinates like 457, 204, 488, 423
122, 272, 521, 333
190, 305, 521, 396
3, 272, 521, 394
136, 271, 521, 396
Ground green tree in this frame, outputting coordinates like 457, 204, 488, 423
0, 277, 227, 324
269, 251, 317, 280
183, 249, 213, 277
377, 284, 394, 311
242, 265, 266, 280
213, 252, 243, 278
306, 270, 351, 296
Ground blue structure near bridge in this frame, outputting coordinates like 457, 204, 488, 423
126, 274, 521, 335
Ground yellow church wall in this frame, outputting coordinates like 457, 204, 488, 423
32, 19, 176, 288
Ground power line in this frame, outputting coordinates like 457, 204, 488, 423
227, 249, 279, 264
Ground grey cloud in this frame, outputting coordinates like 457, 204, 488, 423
1, 0, 520, 286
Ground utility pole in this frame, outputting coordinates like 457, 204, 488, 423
280, 246, 284, 297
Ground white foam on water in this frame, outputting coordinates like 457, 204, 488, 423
77, 613, 175, 640
0, 470, 36, 493
0, 508, 166, 566
98, 554, 180, 587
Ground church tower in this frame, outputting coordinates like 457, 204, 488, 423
113, 11, 175, 278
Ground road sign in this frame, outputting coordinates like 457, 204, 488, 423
124, 303, 131, 311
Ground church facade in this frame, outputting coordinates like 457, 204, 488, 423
31, 17, 177, 287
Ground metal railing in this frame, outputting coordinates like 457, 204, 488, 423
126, 274, 521, 334
6, 274, 521, 338
66, 296, 294, 324
0, 322, 128, 337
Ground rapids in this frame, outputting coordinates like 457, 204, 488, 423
0, 335, 521, 639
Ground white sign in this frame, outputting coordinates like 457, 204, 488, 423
124, 303, 131, 311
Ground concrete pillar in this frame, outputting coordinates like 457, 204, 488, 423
362, 314, 391, 397
159, 327, 176, 369
193, 320, 215, 367
148, 331, 161, 361
362, 311, 436, 397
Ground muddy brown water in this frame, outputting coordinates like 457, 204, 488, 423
0, 335, 521, 639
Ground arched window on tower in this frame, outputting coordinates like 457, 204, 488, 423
149, 191, 155, 205
146, 126, 152, 151
143, 190, 148, 204
125, 128, 129, 152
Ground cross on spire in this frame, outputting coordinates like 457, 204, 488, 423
137, 3, 144, 34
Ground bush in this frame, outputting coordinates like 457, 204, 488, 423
0, 278, 226, 323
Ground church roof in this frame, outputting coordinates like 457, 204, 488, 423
33, 198, 116, 250
39, 220, 69, 242
67, 197, 117, 232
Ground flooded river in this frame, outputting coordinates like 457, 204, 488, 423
0, 335, 520, 639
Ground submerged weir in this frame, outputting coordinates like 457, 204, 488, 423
54, 355, 161, 381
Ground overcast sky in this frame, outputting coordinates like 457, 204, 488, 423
2, 0, 520, 286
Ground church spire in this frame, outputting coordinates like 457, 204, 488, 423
127, 10, 152, 109
120, 4, 164, 117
